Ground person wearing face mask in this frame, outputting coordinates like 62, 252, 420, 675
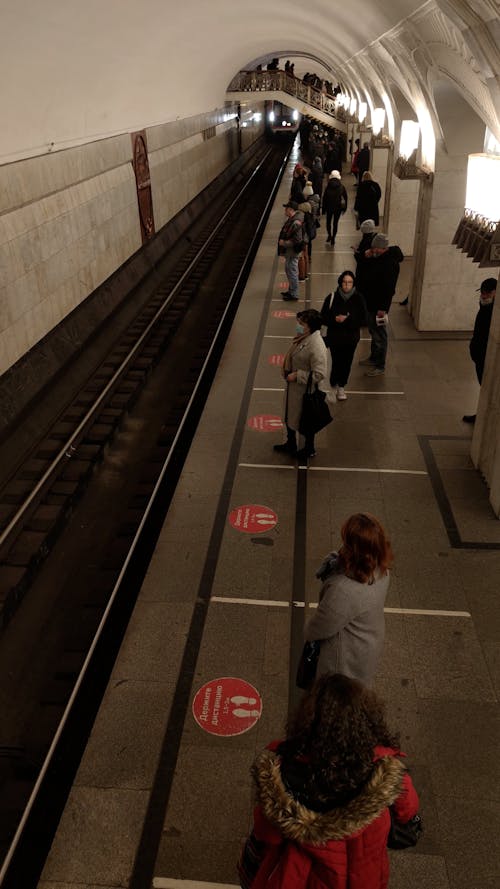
463, 277, 497, 424
320, 271, 367, 401
274, 309, 328, 460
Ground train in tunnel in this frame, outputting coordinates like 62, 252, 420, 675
265, 100, 301, 137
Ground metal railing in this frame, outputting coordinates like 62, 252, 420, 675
227, 70, 345, 123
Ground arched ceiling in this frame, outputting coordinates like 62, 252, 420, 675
0, 0, 498, 163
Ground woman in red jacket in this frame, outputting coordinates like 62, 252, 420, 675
241, 674, 420, 889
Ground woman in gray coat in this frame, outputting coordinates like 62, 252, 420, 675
273, 309, 327, 460
305, 513, 393, 686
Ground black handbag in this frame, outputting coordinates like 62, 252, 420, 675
387, 809, 423, 849
237, 830, 266, 889
296, 640, 320, 689
299, 374, 333, 436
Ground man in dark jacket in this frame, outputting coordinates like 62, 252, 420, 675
356, 233, 404, 375
463, 277, 497, 423
357, 142, 371, 182
278, 202, 304, 301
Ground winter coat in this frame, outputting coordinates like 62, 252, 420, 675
355, 246, 404, 313
250, 742, 420, 889
354, 180, 382, 225
298, 201, 317, 243
291, 175, 307, 204
304, 556, 389, 686
357, 147, 371, 178
320, 288, 367, 347
283, 331, 327, 430
278, 212, 304, 257
322, 180, 348, 214
354, 232, 375, 265
469, 300, 494, 375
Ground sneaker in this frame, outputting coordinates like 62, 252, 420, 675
358, 356, 375, 366
282, 293, 299, 301
273, 441, 297, 454
366, 367, 385, 376
336, 387, 347, 400
462, 414, 476, 424
296, 448, 316, 461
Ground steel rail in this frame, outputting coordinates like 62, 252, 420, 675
0, 146, 273, 556
0, 144, 289, 886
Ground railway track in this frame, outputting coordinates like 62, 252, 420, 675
0, 137, 292, 888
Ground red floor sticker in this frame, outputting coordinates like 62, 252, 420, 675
278, 281, 289, 290
193, 677, 262, 736
247, 414, 283, 432
268, 354, 284, 366
272, 310, 296, 318
229, 504, 278, 533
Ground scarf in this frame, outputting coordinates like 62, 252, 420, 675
283, 332, 309, 376
338, 285, 356, 303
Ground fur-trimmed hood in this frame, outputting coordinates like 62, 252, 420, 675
252, 748, 406, 846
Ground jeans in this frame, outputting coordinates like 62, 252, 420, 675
366, 311, 388, 369
285, 254, 299, 297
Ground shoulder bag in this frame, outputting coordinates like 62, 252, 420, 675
387, 809, 423, 849
238, 830, 266, 889
296, 640, 320, 689
299, 373, 333, 436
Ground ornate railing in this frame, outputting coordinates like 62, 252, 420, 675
227, 70, 346, 123
453, 208, 500, 267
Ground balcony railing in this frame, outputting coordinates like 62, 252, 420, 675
227, 70, 346, 123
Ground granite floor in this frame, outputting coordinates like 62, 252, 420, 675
39, 144, 500, 889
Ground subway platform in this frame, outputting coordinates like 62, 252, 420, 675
39, 145, 500, 889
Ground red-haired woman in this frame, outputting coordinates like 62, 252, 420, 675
304, 513, 393, 686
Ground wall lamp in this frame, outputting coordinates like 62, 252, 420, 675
371, 108, 385, 135
358, 102, 367, 123
394, 119, 432, 180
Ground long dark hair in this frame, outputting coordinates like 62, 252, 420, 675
280, 674, 399, 799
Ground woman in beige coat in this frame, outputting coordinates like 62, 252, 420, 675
273, 309, 328, 460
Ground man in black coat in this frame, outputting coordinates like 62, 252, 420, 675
356, 233, 404, 375
463, 277, 497, 423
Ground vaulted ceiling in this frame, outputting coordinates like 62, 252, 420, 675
1, 0, 498, 163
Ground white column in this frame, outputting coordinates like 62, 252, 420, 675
387, 175, 420, 256
413, 143, 481, 330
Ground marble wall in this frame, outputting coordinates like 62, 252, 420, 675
387, 175, 419, 257
0, 105, 266, 379
0, 140, 140, 376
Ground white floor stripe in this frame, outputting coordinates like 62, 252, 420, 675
253, 387, 285, 391
309, 466, 428, 475
345, 390, 405, 395
238, 463, 427, 475
154, 880, 238, 889
238, 463, 295, 470
264, 334, 293, 339
210, 597, 471, 618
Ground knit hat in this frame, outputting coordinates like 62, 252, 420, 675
371, 233, 389, 249
329, 170, 341, 179
360, 219, 376, 233
477, 277, 497, 293
283, 201, 299, 210
303, 182, 314, 197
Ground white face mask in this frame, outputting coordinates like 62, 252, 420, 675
480, 295, 495, 306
